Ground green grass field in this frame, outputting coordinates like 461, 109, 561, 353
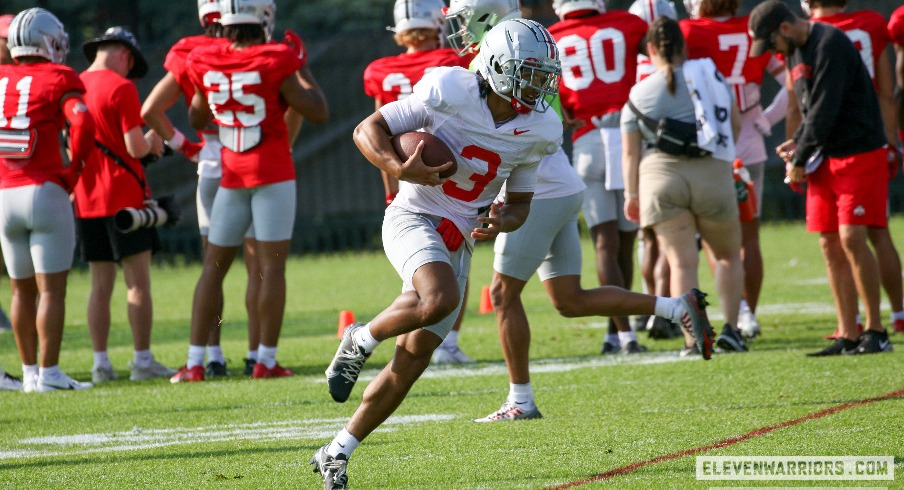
0, 218, 902, 489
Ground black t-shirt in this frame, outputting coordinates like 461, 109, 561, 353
789, 22, 886, 165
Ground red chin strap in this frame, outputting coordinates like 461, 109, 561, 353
511, 98, 532, 115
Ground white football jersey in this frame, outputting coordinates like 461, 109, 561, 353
381, 67, 563, 245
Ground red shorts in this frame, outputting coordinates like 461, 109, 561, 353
806, 147, 888, 233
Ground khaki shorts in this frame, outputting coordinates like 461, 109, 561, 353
639, 151, 738, 228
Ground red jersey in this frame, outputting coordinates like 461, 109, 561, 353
813, 10, 889, 83
890, 6, 904, 45
363, 48, 472, 106
680, 16, 772, 110
187, 42, 301, 188
164, 34, 230, 109
549, 10, 648, 141
0, 63, 85, 189
75, 69, 147, 218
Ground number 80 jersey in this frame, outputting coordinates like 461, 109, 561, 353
187, 42, 301, 189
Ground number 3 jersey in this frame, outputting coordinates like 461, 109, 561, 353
187, 42, 301, 189
380, 67, 562, 246
363, 48, 472, 106
812, 10, 889, 85
548, 10, 648, 142
0, 63, 85, 189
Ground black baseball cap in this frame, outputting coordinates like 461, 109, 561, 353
748, 0, 795, 57
83, 26, 148, 79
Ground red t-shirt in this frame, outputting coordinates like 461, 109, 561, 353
549, 10, 648, 141
187, 42, 301, 188
0, 62, 85, 189
889, 6, 904, 46
363, 48, 472, 106
680, 16, 773, 109
814, 10, 889, 84
74, 69, 147, 218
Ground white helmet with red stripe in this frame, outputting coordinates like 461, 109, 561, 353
552, 0, 606, 20
475, 18, 561, 114
391, 0, 446, 32
683, 0, 702, 19
629, 0, 677, 24
198, 0, 222, 28
220, 0, 275, 39
445, 0, 521, 56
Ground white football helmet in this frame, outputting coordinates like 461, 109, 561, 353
390, 0, 445, 32
198, 0, 222, 28
629, 0, 677, 24
220, 0, 275, 39
445, 0, 521, 56
552, 0, 606, 20
683, 0, 702, 19
800, 1, 811, 16
475, 19, 561, 114
7, 8, 69, 64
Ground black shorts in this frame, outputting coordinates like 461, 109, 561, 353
77, 216, 160, 262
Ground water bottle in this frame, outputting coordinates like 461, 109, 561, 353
733, 159, 756, 222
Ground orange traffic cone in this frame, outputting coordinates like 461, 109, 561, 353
338, 310, 355, 338
479, 286, 493, 314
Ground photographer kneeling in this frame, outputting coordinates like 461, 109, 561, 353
73, 27, 177, 384
621, 17, 744, 358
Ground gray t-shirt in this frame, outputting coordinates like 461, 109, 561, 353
620, 65, 696, 144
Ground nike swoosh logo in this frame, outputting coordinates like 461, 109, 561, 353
336, 442, 346, 448
513, 129, 530, 135
879, 340, 891, 350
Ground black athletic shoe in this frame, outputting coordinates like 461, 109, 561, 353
243, 358, 256, 376
326, 322, 371, 403
716, 324, 748, 352
619, 340, 647, 355
632, 315, 651, 333
647, 316, 677, 339
205, 361, 230, 378
847, 329, 893, 355
600, 341, 619, 354
806, 338, 858, 357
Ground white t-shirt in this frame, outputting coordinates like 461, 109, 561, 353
380, 67, 562, 245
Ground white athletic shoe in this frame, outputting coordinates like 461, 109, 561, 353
474, 401, 542, 422
737, 306, 761, 339
22, 372, 38, 393
431, 343, 474, 364
0, 371, 23, 391
92, 365, 118, 383
130, 358, 177, 381
36, 371, 93, 392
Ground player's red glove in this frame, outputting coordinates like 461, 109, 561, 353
283, 28, 307, 65
888, 145, 901, 180
436, 218, 463, 252
385, 192, 397, 207
165, 129, 203, 163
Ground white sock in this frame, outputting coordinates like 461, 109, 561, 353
93, 351, 111, 369
654, 297, 679, 322
618, 331, 636, 347
605, 332, 620, 348
327, 429, 360, 458
352, 323, 380, 354
133, 349, 153, 368
207, 345, 225, 364
246, 349, 258, 361
442, 330, 459, 348
39, 365, 61, 380
187, 345, 206, 369
257, 344, 277, 369
508, 382, 534, 406
739, 299, 750, 312
22, 364, 38, 380
892, 311, 904, 321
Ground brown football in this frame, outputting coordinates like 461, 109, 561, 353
390, 131, 458, 179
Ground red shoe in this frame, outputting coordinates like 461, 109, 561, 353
825, 323, 864, 340
252, 362, 293, 379
894, 319, 904, 334
170, 365, 205, 383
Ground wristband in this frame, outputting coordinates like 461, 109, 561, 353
165, 129, 186, 151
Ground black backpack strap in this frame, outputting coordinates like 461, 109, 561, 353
626, 100, 659, 134
94, 141, 150, 198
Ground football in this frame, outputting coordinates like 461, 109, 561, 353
390, 131, 458, 178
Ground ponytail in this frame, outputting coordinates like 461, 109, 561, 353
647, 17, 685, 95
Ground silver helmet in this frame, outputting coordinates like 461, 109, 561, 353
220, 0, 276, 40
7, 8, 69, 64
445, 0, 521, 56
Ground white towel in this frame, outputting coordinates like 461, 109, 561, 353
682, 58, 736, 162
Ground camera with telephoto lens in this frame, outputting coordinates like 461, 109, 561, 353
114, 195, 181, 233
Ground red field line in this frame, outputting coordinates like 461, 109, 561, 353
546, 387, 904, 489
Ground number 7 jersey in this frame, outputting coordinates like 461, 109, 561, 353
187, 42, 301, 189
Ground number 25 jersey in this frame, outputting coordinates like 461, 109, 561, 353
187, 42, 301, 189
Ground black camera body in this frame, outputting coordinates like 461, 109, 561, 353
114, 195, 181, 233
